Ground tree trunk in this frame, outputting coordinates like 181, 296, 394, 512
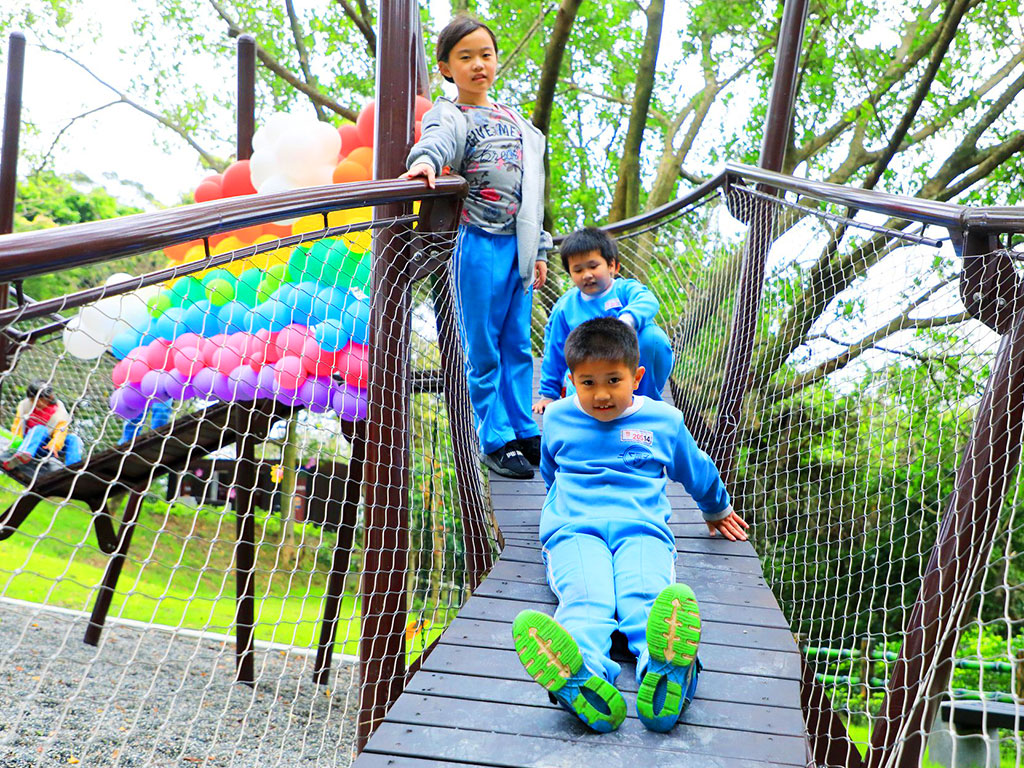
609, 0, 666, 223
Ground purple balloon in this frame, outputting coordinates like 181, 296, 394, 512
331, 383, 367, 421
298, 376, 334, 413
255, 364, 278, 398
110, 388, 144, 420
119, 384, 147, 412
163, 370, 192, 401
212, 372, 237, 402
227, 365, 259, 401
139, 369, 171, 400
191, 367, 219, 398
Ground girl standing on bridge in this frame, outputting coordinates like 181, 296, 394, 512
403, 14, 551, 480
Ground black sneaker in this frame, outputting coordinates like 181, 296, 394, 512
481, 441, 534, 479
518, 435, 542, 466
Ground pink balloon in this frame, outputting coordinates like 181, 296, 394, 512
274, 356, 307, 390
255, 328, 281, 365
210, 345, 243, 376
171, 346, 205, 377
144, 339, 174, 371
334, 342, 368, 389
170, 332, 202, 352
112, 357, 132, 388
299, 336, 337, 377
229, 332, 267, 368
274, 324, 311, 360
124, 352, 151, 385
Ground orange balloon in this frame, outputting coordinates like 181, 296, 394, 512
165, 239, 201, 263
333, 160, 371, 184
233, 223, 265, 244
347, 146, 374, 173
263, 222, 293, 238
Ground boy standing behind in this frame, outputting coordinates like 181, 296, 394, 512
533, 228, 673, 414
513, 318, 748, 733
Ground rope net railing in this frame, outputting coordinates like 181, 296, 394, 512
0, 203, 494, 767
541, 181, 1020, 767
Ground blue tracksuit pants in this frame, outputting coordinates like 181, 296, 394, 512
543, 520, 690, 687
119, 400, 172, 445
563, 324, 674, 401
453, 227, 540, 454
22, 424, 83, 465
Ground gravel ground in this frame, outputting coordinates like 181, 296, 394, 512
0, 602, 360, 768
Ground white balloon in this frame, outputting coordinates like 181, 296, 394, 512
104, 272, 135, 288
63, 316, 108, 360
78, 304, 119, 344
249, 149, 275, 188
316, 121, 342, 159
258, 174, 295, 196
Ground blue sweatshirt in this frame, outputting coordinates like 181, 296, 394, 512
539, 278, 660, 399
539, 395, 731, 545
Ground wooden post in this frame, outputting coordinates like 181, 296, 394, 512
710, 0, 809, 482
868, 231, 1024, 768
234, 406, 257, 685
0, 32, 26, 403
236, 35, 255, 161
84, 491, 144, 646
357, 0, 417, 749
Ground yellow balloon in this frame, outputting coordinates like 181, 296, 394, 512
292, 215, 323, 236
342, 229, 373, 254
183, 243, 206, 264
212, 235, 244, 256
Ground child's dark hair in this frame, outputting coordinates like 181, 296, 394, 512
559, 227, 619, 272
564, 317, 639, 373
26, 380, 55, 401
436, 15, 498, 84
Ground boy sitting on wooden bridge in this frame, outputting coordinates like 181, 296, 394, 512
513, 317, 749, 733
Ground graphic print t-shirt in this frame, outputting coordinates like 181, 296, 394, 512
457, 104, 523, 234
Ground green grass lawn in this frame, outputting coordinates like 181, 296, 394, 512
0, 477, 378, 655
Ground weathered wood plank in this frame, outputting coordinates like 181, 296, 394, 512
405, 671, 806, 730
362, 722, 802, 768
382, 694, 807, 765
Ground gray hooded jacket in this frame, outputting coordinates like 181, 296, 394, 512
407, 97, 552, 289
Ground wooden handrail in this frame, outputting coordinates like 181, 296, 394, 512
0, 176, 467, 282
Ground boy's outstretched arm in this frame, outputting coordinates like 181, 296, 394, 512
618, 280, 660, 329
706, 509, 749, 541
536, 307, 569, 407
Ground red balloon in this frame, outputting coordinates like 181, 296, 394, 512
334, 342, 368, 389
211, 345, 243, 376
255, 328, 282, 365
221, 160, 257, 197
356, 102, 375, 147
339, 124, 365, 158
124, 351, 151, 385
194, 180, 223, 203
414, 95, 432, 121
299, 336, 337, 377
112, 357, 132, 388
144, 340, 174, 371
414, 120, 422, 143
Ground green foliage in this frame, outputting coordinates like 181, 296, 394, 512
13, 171, 162, 301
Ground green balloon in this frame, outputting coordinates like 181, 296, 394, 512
307, 240, 336, 284
201, 268, 233, 287
334, 249, 371, 291
206, 278, 236, 307
235, 268, 265, 307
286, 245, 313, 283
256, 272, 282, 304
169, 276, 206, 307
267, 263, 289, 284
148, 292, 172, 317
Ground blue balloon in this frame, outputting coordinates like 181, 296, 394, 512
340, 294, 371, 345
312, 286, 347, 324
154, 307, 187, 340
243, 306, 273, 334
288, 281, 320, 326
111, 329, 141, 360
182, 300, 223, 336
313, 319, 350, 353
217, 301, 249, 335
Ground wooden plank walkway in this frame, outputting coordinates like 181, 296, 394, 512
356, 366, 806, 766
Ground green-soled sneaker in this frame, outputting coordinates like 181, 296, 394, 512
637, 583, 702, 732
512, 609, 626, 733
